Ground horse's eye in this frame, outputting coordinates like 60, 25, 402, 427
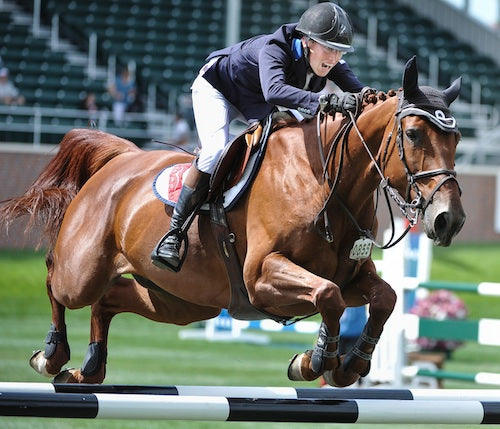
405, 128, 420, 143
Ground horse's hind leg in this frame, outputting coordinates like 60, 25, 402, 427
56, 276, 220, 384
30, 252, 71, 377
54, 289, 115, 384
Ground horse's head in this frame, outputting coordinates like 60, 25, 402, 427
386, 56, 465, 246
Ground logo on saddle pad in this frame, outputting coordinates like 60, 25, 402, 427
152, 163, 190, 206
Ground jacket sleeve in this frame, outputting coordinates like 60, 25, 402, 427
258, 40, 321, 116
328, 59, 364, 92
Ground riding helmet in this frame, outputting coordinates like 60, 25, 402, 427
295, 2, 354, 53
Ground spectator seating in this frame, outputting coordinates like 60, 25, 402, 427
1, 0, 499, 126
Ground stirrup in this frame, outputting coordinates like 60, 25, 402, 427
151, 228, 188, 272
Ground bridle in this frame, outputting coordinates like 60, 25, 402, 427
314, 90, 461, 249
390, 96, 461, 209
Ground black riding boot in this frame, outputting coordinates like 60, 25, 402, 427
151, 169, 210, 271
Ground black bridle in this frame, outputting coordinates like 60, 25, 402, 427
314, 91, 461, 250
393, 99, 461, 213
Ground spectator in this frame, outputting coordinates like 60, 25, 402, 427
171, 112, 191, 146
80, 92, 99, 123
338, 306, 368, 356
107, 67, 136, 126
0, 68, 25, 106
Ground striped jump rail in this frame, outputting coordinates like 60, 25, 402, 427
3, 382, 500, 400
2, 390, 500, 423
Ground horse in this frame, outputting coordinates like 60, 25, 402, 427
0, 57, 465, 387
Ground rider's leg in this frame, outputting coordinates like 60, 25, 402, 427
151, 73, 244, 271
151, 164, 210, 270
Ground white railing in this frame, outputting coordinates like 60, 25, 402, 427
0, 105, 174, 146
1, 102, 498, 163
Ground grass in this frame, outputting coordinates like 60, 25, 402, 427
1, 244, 500, 429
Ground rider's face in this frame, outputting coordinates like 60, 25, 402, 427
303, 38, 344, 77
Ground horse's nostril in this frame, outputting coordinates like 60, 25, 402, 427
434, 212, 449, 235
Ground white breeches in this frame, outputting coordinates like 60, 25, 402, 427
191, 74, 247, 174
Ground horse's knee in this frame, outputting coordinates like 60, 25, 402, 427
370, 282, 397, 319
313, 282, 345, 319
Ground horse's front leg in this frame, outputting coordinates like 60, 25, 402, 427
324, 263, 397, 387
247, 252, 345, 382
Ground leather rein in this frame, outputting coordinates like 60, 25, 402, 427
314, 90, 460, 250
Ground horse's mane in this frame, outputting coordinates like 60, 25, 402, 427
366, 88, 399, 104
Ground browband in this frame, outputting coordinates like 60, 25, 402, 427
399, 106, 458, 133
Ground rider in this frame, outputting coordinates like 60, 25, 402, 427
152, 2, 365, 271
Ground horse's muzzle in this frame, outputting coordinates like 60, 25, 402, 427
422, 191, 466, 246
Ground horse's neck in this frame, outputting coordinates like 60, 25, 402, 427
360, 96, 399, 159
330, 97, 398, 204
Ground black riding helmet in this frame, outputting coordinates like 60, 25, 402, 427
295, 2, 354, 53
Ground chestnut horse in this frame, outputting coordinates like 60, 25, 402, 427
0, 57, 465, 387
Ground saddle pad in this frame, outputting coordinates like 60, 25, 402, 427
152, 147, 261, 210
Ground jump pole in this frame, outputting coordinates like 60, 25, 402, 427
2, 392, 500, 423
3, 382, 500, 401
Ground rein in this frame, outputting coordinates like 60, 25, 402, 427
314, 91, 460, 250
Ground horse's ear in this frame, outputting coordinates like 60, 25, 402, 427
442, 76, 462, 106
402, 55, 419, 98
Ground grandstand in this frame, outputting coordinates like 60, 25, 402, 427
0, 0, 499, 163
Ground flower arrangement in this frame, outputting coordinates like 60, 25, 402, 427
409, 289, 468, 355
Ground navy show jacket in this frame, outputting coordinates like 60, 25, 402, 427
202, 23, 364, 123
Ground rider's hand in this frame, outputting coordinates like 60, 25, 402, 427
318, 93, 359, 116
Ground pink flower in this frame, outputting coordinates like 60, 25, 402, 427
409, 289, 468, 352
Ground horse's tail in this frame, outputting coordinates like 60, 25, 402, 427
0, 128, 140, 248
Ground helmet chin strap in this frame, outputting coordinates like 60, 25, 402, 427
302, 37, 313, 72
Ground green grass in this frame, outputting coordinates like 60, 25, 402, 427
1, 244, 500, 429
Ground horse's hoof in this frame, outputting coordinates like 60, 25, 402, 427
29, 350, 59, 378
321, 354, 360, 387
287, 351, 319, 381
323, 364, 360, 387
322, 369, 340, 386
287, 353, 308, 381
53, 368, 78, 383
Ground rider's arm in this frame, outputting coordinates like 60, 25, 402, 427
258, 41, 321, 117
328, 60, 364, 93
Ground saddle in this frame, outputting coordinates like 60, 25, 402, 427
210, 121, 263, 194
153, 115, 273, 211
